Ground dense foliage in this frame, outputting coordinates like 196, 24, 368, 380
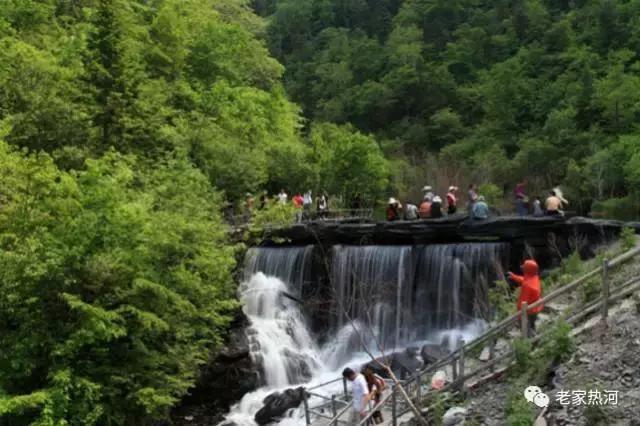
3, 0, 640, 423
260, 0, 640, 216
0, 0, 304, 424
0, 142, 237, 423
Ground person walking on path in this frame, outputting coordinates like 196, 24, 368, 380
303, 190, 313, 219
514, 182, 528, 216
446, 186, 458, 215
316, 193, 328, 219
508, 259, 544, 335
342, 368, 370, 425
277, 189, 288, 204
363, 366, 386, 424
467, 184, 478, 210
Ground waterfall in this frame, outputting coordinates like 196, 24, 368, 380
244, 246, 314, 289
331, 246, 413, 352
330, 243, 507, 361
240, 246, 322, 387
224, 242, 507, 425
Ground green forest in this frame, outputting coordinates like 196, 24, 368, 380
1, 0, 640, 424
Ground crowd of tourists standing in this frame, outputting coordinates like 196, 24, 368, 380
386, 182, 569, 222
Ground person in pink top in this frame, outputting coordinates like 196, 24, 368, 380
446, 186, 458, 215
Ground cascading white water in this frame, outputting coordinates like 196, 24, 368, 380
223, 243, 507, 425
224, 247, 325, 425
330, 243, 507, 363
240, 272, 325, 387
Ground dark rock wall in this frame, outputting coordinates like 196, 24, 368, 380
171, 311, 259, 425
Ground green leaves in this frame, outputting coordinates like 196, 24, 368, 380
308, 122, 389, 202
0, 142, 237, 423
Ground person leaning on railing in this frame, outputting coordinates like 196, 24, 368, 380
508, 259, 544, 335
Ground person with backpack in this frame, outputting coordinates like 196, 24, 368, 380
363, 366, 386, 424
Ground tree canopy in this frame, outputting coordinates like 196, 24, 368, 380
262, 0, 640, 215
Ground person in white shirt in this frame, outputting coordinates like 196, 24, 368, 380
342, 367, 370, 424
277, 189, 288, 204
404, 202, 419, 220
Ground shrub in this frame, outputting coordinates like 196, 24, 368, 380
620, 225, 636, 251
478, 183, 504, 211
249, 200, 298, 232
591, 196, 639, 221
539, 321, 575, 364
488, 280, 517, 322
505, 383, 534, 426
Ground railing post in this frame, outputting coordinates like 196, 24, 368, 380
601, 258, 610, 321
416, 371, 422, 410
303, 392, 311, 425
451, 355, 458, 382
331, 395, 337, 421
343, 377, 348, 398
458, 338, 466, 395
489, 336, 496, 373
521, 302, 529, 339
391, 385, 398, 426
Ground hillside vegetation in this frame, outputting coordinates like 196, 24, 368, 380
1, 0, 640, 425
259, 0, 640, 215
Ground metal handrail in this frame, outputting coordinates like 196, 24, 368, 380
307, 377, 344, 391
325, 400, 353, 425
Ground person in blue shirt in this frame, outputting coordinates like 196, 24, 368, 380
471, 195, 490, 220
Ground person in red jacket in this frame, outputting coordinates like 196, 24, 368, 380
508, 259, 544, 334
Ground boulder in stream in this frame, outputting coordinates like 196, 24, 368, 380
254, 387, 307, 425
421, 343, 448, 364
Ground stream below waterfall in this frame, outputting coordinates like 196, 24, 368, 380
222, 243, 507, 425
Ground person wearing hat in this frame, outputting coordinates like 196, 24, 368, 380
446, 186, 458, 215
386, 197, 402, 221
422, 185, 435, 200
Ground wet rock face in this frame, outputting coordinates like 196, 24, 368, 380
171, 312, 259, 425
254, 387, 307, 425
